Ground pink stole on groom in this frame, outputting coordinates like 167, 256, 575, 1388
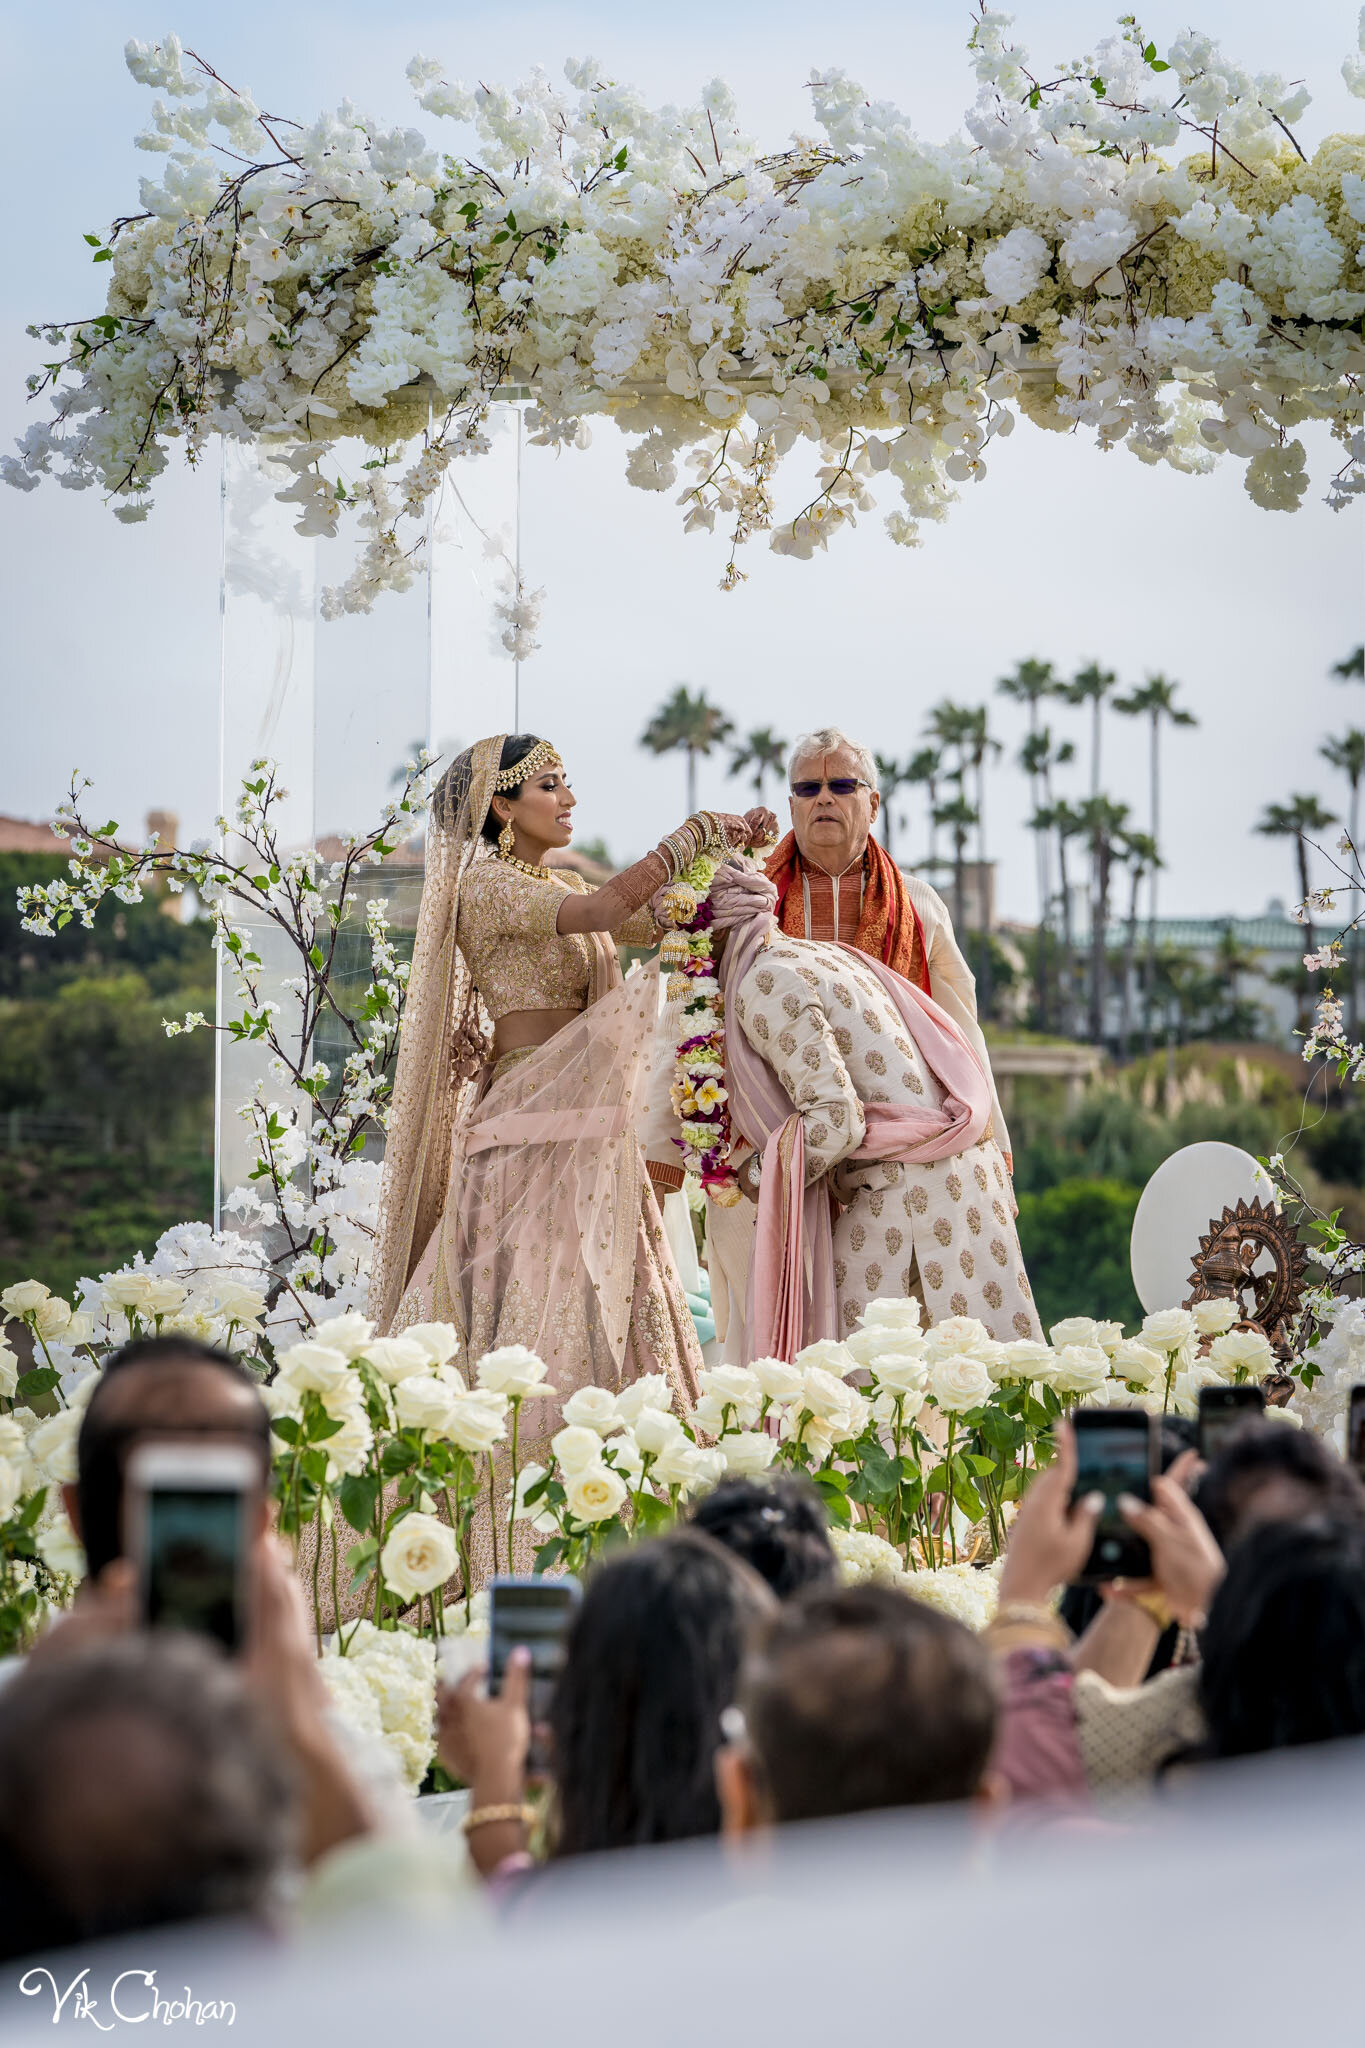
720, 926, 993, 1363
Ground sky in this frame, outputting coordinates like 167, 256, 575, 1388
3, 0, 1362, 923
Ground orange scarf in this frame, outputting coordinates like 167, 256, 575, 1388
765, 834, 931, 994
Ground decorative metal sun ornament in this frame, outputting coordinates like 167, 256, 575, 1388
1184, 1196, 1309, 1382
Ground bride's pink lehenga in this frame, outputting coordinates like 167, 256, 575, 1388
362, 736, 703, 1593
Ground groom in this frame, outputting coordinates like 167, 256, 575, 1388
705, 727, 1012, 1357
711, 863, 1040, 1353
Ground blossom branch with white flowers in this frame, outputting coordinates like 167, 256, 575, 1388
6, 14, 1363, 613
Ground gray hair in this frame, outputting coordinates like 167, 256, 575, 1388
788, 728, 879, 792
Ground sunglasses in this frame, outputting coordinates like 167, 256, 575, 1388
790, 778, 867, 798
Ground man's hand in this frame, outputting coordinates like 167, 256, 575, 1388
997, 1423, 1103, 1606
1118, 1455, 1225, 1627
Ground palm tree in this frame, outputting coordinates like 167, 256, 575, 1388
925, 700, 981, 926
1321, 730, 1365, 1031
1116, 828, 1160, 1057
1076, 794, 1129, 1045
1332, 647, 1364, 681
641, 685, 734, 811
1255, 794, 1339, 952
729, 725, 788, 804
1063, 661, 1118, 796
1018, 726, 1075, 1033
1112, 674, 1198, 1054
903, 746, 943, 873
933, 793, 980, 937
1034, 798, 1085, 1037
962, 706, 1003, 1014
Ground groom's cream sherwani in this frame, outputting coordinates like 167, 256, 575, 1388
731, 936, 1041, 1342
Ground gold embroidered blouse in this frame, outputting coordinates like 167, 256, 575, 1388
457, 854, 657, 1022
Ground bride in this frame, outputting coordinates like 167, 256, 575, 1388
371, 732, 774, 1427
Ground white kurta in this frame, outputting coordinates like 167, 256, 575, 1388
731, 937, 1041, 1343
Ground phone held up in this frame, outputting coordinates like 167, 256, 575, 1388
1197, 1383, 1265, 1462
126, 1440, 260, 1654
1070, 1406, 1156, 1583
487, 1575, 581, 1725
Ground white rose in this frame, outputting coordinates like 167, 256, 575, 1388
552, 1424, 608, 1474
35, 1512, 85, 1579
312, 1310, 375, 1359
692, 1394, 729, 1437
33, 1297, 73, 1341
29, 1409, 81, 1484
614, 1373, 672, 1423
324, 1409, 374, 1478
845, 1325, 928, 1373
444, 1389, 508, 1454
61, 1313, 97, 1349
995, 1340, 1052, 1384
1209, 1328, 1276, 1382
0, 1418, 26, 1461
867, 1349, 929, 1398
752, 1357, 804, 1404
691, 1447, 728, 1489
0, 1345, 17, 1399
393, 1374, 458, 1434
606, 1433, 646, 1487
1191, 1298, 1238, 1338
565, 1463, 629, 1524
799, 1365, 862, 1423
1093, 1322, 1125, 1359
1169, 1361, 1223, 1419
402, 1321, 461, 1367
718, 1430, 778, 1476
1141, 1308, 1196, 1353
794, 1339, 858, 1380
363, 1336, 432, 1384
1050, 1344, 1112, 1397
559, 1385, 622, 1434
1049, 1316, 1098, 1349
0, 1281, 50, 1318
477, 1345, 552, 1399
510, 1462, 559, 1534
212, 1281, 268, 1325
632, 1407, 686, 1457
792, 1414, 840, 1464
650, 1440, 711, 1492
380, 1512, 457, 1600
143, 1278, 189, 1316
1113, 1340, 1165, 1389
0, 1459, 22, 1521
925, 1315, 993, 1361
927, 1352, 993, 1413
858, 1296, 924, 1334
277, 1340, 352, 1394
697, 1365, 762, 1425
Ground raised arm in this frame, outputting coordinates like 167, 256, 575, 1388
554, 809, 778, 938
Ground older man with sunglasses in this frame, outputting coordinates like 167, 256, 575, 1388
706, 725, 1013, 1360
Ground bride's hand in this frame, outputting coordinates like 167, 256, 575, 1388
742, 806, 779, 848
714, 811, 770, 850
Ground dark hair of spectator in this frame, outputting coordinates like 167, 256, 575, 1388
688, 1475, 839, 1600
0, 1634, 293, 1961
740, 1582, 998, 1824
548, 1530, 774, 1858
1193, 1420, 1365, 1552
1198, 1517, 1365, 1761
77, 1334, 272, 1580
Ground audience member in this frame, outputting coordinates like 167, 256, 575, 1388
717, 1582, 1000, 1834
688, 1475, 838, 1599
1197, 1516, 1365, 1761
0, 1634, 292, 1962
439, 1531, 775, 1874
1195, 1423, 1365, 1553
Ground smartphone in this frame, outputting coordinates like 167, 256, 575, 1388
126, 1441, 260, 1653
1349, 1387, 1365, 1480
1198, 1383, 1265, 1461
1070, 1407, 1155, 1584
487, 1575, 581, 1724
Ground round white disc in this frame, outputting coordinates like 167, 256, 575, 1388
1129, 1141, 1276, 1315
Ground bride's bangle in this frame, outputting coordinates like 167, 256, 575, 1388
461, 1801, 535, 1837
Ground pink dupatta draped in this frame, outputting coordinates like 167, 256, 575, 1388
713, 865, 993, 1361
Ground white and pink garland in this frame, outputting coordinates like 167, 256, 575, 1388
655, 853, 743, 1206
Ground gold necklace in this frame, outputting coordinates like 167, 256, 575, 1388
497, 847, 558, 880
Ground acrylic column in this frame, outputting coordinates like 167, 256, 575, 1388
215, 407, 526, 1232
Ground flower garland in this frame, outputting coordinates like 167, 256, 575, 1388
6, 17, 1364, 617
655, 852, 743, 1206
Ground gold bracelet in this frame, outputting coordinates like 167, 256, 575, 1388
1129, 1588, 1175, 1631
991, 1600, 1061, 1630
461, 1801, 535, 1837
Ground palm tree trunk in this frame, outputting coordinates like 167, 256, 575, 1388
954, 827, 967, 936
1092, 697, 1101, 798
976, 761, 992, 1020
1143, 713, 1159, 1057
1297, 832, 1314, 953
1351, 776, 1361, 1037
1058, 836, 1075, 1038
1089, 837, 1111, 1045
686, 745, 697, 814
1119, 861, 1140, 1057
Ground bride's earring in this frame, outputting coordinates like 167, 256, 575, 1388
497, 817, 515, 859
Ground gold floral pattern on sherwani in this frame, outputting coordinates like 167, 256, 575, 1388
734, 938, 1040, 1343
